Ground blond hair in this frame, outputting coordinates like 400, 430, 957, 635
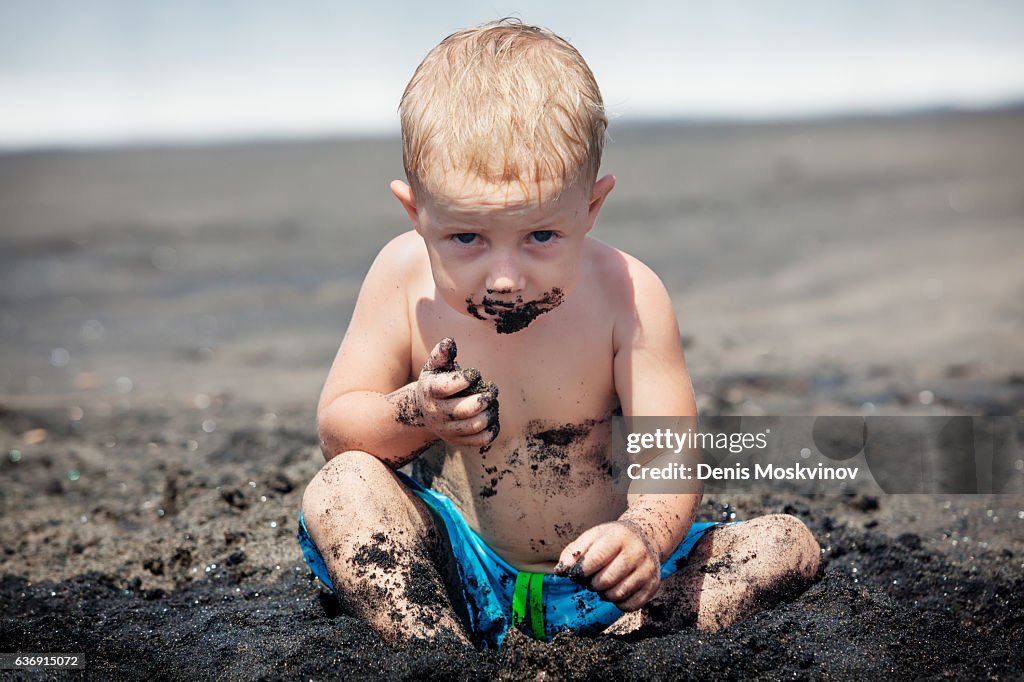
399, 19, 607, 201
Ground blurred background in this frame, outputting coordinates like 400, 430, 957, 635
1, 0, 1023, 419
3, 0, 1024, 148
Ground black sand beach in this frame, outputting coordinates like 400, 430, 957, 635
2, 110, 1023, 679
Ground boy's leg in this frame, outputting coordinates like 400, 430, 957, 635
301, 451, 471, 644
606, 514, 820, 635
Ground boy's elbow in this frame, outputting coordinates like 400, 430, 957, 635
315, 388, 336, 426
318, 426, 358, 463
316, 401, 345, 462
316, 425, 336, 462
317, 434, 338, 462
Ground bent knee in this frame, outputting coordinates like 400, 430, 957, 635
755, 513, 821, 579
301, 450, 389, 521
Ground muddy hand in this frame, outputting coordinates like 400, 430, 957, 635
553, 521, 661, 611
451, 369, 501, 447
416, 338, 499, 447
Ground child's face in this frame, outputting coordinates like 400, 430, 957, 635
392, 173, 614, 332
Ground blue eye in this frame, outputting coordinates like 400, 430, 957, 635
531, 230, 554, 243
453, 233, 477, 245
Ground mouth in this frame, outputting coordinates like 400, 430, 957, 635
480, 297, 518, 310
465, 288, 565, 334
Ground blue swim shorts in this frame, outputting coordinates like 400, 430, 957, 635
297, 470, 726, 648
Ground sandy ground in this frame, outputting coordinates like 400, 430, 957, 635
1, 110, 1023, 679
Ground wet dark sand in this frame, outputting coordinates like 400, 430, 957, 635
2, 110, 1023, 679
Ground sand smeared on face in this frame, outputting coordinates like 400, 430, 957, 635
465, 287, 564, 334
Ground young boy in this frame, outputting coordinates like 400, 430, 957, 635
299, 19, 819, 648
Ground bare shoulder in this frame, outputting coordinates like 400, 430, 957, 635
353, 231, 430, 312
585, 239, 677, 344
589, 243, 694, 416
319, 231, 427, 408
346, 228, 430, 348
369, 230, 428, 282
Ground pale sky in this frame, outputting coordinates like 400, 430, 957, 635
1, 0, 1023, 148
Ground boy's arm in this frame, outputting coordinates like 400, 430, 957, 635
317, 234, 494, 467
614, 258, 701, 561
555, 256, 699, 611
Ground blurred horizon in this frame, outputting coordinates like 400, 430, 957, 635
2, 1, 1023, 151
4, 103, 1024, 156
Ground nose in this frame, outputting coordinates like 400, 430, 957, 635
486, 254, 525, 294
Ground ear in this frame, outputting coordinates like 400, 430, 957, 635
585, 174, 615, 231
390, 180, 421, 231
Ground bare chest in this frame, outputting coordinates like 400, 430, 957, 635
407, 295, 626, 567
409, 294, 618, 433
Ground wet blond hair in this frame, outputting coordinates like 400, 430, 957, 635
399, 19, 607, 201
